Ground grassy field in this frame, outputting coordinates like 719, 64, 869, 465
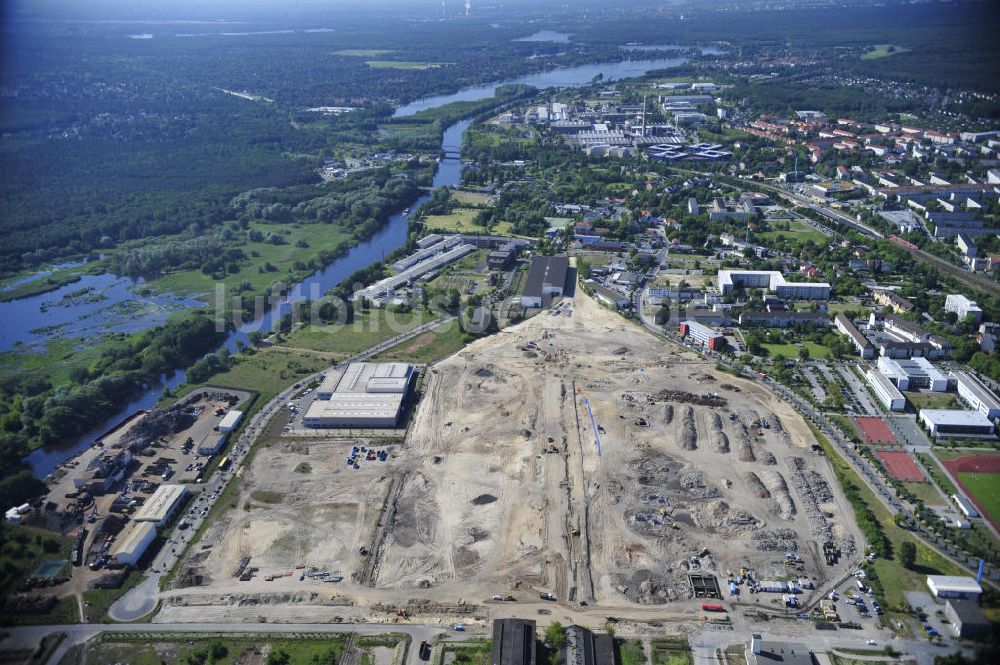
618, 640, 646, 665
148, 221, 353, 301
901, 480, 945, 506
440, 641, 491, 665
958, 472, 1000, 525
761, 341, 831, 359
650, 639, 692, 665
451, 191, 493, 206
425, 212, 513, 236
82, 633, 349, 665
905, 391, 962, 411
172, 347, 327, 418
862, 44, 911, 60
825, 302, 869, 316
366, 60, 443, 70
423, 209, 479, 232
760, 220, 829, 245
279, 308, 429, 358
372, 320, 472, 365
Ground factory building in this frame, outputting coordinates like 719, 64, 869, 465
717, 270, 830, 300
864, 366, 906, 412
945, 600, 991, 640
564, 625, 617, 665
133, 484, 188, 527
926, 575, 983, 600
919, 409, 996, 439
355, 240, 476, 306
491, 619, 537, 665
944, 294, 983, 324
197, 433, 227, 456
218, 410, 243, 433
834, 313, 874, 359
110, 521, 158, 567
305, 362, 416, 428
678, 320, 727, 351
587, 282, 630, 310
876, 356, 947, 392
951, 370, 1000, 418
745, 635, 814, 665
521, 255, 569, 308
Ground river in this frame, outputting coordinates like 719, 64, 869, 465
393, 56, 685, 117
23, 120, 469, 478
26, 54, 689, 477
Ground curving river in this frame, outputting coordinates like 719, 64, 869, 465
26, 54, 688, 477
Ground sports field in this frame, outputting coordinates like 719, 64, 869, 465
876, 450, 924, 482
942, 454, 1000, 531
853, 416, 897, 446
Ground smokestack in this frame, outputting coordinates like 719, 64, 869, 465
641, 94, 647, 138
978, 559, 985, 584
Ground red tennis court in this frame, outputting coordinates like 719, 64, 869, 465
876, 450, 924, 482
853, 416, 897, 446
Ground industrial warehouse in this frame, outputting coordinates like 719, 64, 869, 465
303, 362, 417, 428
132, 484, 188, 527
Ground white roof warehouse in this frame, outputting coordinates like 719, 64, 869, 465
305, 362, 416, 428
133, 484, 188, 527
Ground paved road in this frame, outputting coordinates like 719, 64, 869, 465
1, 619, 969, 665
3, 622, 442, 665
108, 315, 455, 621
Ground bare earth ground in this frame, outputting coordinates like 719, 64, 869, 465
159, 288, 861, 625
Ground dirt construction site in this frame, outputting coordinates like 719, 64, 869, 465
160, 288, 862, 624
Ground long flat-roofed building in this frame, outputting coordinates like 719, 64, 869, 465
305, 362, 416, 428
919, 409, 995, 439
926, 575, 983, 600
678, 320, 727, 350
876, 356, 947, 391
864, 366, 906, 412
133, 484, 187, 527
492, 619, 536, 665
717, 270, 829, 300
521, 255, 569, 308
835, 313, 874, 359
951, 370, 1000, 418
110, 521, 157, 566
